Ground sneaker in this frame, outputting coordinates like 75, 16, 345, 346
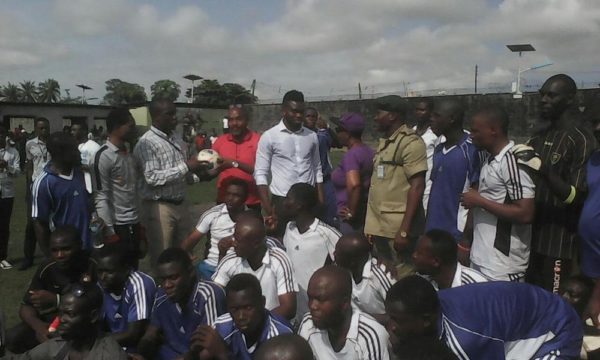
0, 260, 12, 270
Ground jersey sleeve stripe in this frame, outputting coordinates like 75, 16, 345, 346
358, 321, 383, 360
371, 264, 393, 291
30, 172, 47, 218
197, 283, 218, 325
505, 153, 523, 199
130, 273, 146, 319
214, 253, 237, 274
270, 250, 296, 292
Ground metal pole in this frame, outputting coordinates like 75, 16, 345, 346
190, 80, 195, 104
516, 52, 522, 96
474, 65, 478, 94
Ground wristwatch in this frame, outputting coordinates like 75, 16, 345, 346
399, 230, 408, 238
231, 161, 239, 168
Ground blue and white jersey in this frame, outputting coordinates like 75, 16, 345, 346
151, 280, 226, 360
426, 134, 480, 241
102, 271, 156, 335
438, 282, 583, 360
213, 310, 293, 360
31, 164, 91, 249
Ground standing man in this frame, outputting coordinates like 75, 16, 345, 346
413, 98, 437, 213
0, 126, 20, 269
70, 121, 100, 194
365, 95, 427, 273
304, 107, 337, 225
134, 99, 203, 265
92, 107, 144, 265
527, 74, 597, 292
426, 100, 480, 243
31, 132, 91, 251
20, 117, 50, 270
254, 90, 324, 238
461, 106, 535, 282
211, 104, 261, 209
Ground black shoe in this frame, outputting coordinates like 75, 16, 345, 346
18, 260, 33, 271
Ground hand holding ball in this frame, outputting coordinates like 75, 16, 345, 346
197, 149, 221, 170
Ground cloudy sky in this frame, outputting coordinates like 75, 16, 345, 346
1, 0, 599, 103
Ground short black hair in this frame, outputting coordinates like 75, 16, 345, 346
287, 182, 318, 211
416, 98, 434, 111
46, 131, 76, 157
107, 107, 133, 133
225, 273, 263, 302
436, 99, 465, 127
35, 117, 50, 126
157, 247, 192, 270
228, 104, 252, 121
546, 74, 577, 95
149, 98, 174, 118
282, 90, 304, 104
386, 275, 439, 316
395, 336, 458, 360
473, 104, 509, 135
71, 120, 88, 132
223, 177, 249, 198
93, 242, 132, 269
313, 265, 353, 300
424, 229, 457, 266
62, 282, 104, 313
50, 225, 82, 247
254, 334, 314, 360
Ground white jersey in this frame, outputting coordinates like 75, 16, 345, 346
283, 218, 340, 321
195, 204, 244, 267
351, 256, 395, 316
421, 263, 489, 291
298, 310, 391, 360
78, 139, 100, 193
470, 141, 535, 280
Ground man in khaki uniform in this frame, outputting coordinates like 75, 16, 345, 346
365, 95, 427, 272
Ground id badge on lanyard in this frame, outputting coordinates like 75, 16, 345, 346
377, 164, 385, 179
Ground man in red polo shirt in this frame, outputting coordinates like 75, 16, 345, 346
212, 104, 261, 209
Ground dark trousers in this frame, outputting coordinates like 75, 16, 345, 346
23, 185, 37, 263
5, 322, 40, 354
271, 195, 290, 239
114, 223, 143, 269
0, 197, 14, 260
526, 251, 573, 293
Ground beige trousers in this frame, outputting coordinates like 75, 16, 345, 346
143, 200, 192, 266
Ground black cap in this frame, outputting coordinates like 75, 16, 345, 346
374, 95, 407, 116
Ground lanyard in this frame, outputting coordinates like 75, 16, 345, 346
151, 129, 183, 155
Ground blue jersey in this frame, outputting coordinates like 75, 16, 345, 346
214, 310, 293, 360
438, 282, 582, 360
102, 271, 156, 336
31, 164, 91, 249
426, 135, 480, 240
151, 280, 226, 360
579, 151, 600, 278
317, 129, 333, 176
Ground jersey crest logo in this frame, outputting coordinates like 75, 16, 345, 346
551, 152, 561, 164
73, 190, 79, 197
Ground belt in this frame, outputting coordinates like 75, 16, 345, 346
157, 198, 184, 206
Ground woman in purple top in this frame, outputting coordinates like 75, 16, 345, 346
331, 113, 375, 234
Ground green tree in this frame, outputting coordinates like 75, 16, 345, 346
185, 79, 257, 106
103, 78, 147, 105
151, 79, 181, 102
37, 79, 61, 103
0, 83, 22, 102
20, 81, 38, 102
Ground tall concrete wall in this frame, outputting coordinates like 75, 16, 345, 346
249, 89, 600, 142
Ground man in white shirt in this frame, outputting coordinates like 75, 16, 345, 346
254, 90, 324, 238
71, 121, 100, 194
334, 232, 395, 324
461, 105, 535, 282
0, 126, 20, 269
212, 211, 298, 321
21, 117, 50, 270
282, 183, 341, 322
181, 178, 248, 279
413, 229, 488, 290
413, 98, 438, 213
298, 265, 391, 360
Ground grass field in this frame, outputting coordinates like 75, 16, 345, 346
0, 150, 345, 328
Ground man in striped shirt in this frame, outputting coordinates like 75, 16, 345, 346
137, 248, 226, 360
413, 229, 488, 290
461, 106, 535, 282
212, 211, 298, 320
190, 274, 293, 360
95, 243, 156, 352
334, 232, 395, 324
527, 74, 597, 292
298, 266, 391, 360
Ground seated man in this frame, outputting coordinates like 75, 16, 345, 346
95, 243, 156, 351
6, 226, 96, 353
334, 232, 395, 324
181, 178, 249, 279
298, 265, 391, 360
282, 182, 341, 322
254, 334, 314, 360
413, 229, 488, 290
3, 283, 127, 360
191, 273, 293, 360
212, 210, 298, 320
137, 248, 226, 360
385, 275, 583, 359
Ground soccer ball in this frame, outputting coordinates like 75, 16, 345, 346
197, 149, 221, 169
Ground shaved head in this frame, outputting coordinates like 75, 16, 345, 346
254, 334, 314, 360
310, 265, 352, 300
335, 233, 371, 272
